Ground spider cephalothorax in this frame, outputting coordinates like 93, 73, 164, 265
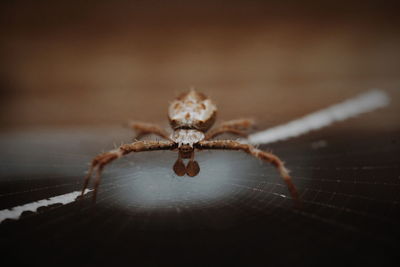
81, 89, 300, 206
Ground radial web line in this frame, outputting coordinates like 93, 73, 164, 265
0, 189, 92, 223
246, 89, 390, 145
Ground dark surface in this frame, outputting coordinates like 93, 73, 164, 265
0, 124, 399, 267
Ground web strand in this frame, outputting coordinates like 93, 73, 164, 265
246, 90, 390, 145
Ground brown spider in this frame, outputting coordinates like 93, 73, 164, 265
81, 89, 300, 206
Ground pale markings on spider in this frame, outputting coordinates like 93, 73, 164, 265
168, 90, 217, 125
170, 129, 205, 147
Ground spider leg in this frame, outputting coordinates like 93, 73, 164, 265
196, 140, 301, 207
205, 128, 248, 140
205, 119, 254, 140
81, 140, 176, 202
219, 118, 255, 130
127, 121, 171, 141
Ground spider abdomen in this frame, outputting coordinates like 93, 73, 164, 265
168, 89, 217, 131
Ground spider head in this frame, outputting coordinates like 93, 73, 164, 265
168, 89, 217, 131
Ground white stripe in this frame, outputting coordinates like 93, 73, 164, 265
246, 90, 390, 145
0, 190, 92, 223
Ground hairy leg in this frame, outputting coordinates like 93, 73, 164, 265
82, 140, 176, 202
128, 121, 171, 140
219, 118, 255, 130
205, 119, 254, 140
205, 128, 248, 140
196, 140, 300, 206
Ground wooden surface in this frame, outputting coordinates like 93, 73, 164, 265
1, 0, 399, 130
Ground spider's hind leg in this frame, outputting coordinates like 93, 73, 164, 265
127, 121, 171, 141
205, 118, 255, 140
220, 118, 255, 130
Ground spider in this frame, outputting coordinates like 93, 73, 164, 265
81, 89, 300, 206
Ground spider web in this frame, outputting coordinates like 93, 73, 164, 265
0, 96, 399, 266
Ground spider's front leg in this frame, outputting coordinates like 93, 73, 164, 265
196, 140, 301, 207
205, 118, 255, 140
81, 140, 176, 202
127, 121, 171, 141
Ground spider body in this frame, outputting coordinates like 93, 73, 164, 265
81, 89, 300, 206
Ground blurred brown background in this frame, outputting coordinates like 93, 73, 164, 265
1, 0, 399, 131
